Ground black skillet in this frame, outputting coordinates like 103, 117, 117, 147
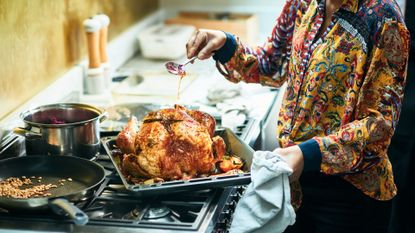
0, 155, 105, 225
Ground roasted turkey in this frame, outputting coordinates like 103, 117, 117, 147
116, 105, 226, 180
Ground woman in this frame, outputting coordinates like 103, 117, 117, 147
186, 0, 410, 232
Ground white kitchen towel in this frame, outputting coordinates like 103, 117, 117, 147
229, 151, 296, 233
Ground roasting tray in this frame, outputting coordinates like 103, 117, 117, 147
101, 128, 253, 195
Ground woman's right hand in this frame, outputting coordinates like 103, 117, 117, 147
186, 29, 227, 60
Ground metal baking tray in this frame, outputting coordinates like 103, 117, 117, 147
101, 128, 253, 195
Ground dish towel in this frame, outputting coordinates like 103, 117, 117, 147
229, 151, 296, 233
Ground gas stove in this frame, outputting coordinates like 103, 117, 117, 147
0, 118, 257, 233
0, 154, 245, 233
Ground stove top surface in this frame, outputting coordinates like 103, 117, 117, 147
0, 109, 256, 233
0, 154, 244, 233
1, 140, 249, 233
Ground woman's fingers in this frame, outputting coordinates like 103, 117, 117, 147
186, 30, 207, 59
198, 39, 218, 60
186, 29, 227, 60
186, 30, 198, 58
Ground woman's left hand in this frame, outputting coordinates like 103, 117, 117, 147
274, 146, 304, 181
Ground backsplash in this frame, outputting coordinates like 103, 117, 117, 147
0, 0, 158, 120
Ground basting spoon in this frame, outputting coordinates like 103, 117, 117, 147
165, 56, 197, 76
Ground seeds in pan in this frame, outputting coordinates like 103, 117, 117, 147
0, 177, 58, 198
67, 178, 73, 182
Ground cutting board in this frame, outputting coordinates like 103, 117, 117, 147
111, 71, 197, 97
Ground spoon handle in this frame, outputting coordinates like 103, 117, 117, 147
182, 56, 197, 66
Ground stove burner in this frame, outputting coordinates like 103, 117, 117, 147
122, 207, 142, 220
84, 206, 106, 219
143, 205, 171, 219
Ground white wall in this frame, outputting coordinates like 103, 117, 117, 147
159, 0, 286, 43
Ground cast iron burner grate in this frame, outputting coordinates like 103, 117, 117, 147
83, 181, 220, 231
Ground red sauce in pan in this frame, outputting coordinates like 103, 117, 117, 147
48, 116, 66, 124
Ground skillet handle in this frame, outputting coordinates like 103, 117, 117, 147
49, 198, 89, 225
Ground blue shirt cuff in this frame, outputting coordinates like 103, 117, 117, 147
212, 32, 237, 64
298, 139, 322, 172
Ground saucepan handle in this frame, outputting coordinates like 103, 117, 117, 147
13, 127, 42, 138
99, 111, 109, 123
49, 198, 89, 225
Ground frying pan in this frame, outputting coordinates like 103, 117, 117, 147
0, 155, 105, 225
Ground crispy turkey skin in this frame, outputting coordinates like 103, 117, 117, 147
116, 105, 225, 180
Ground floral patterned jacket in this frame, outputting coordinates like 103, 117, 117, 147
214, 0, 410, 208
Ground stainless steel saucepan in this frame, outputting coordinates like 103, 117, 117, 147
14, 103, 108, 158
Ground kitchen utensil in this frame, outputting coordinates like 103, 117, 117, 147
93, 13, 110, 65
83, 18, 101, 69
165, 56, 197, 76
0, 155, 105, 225
14, 103, 108, 158
83, 17, 105, 94
101, 127, 254, 196
94, 13, 111, 88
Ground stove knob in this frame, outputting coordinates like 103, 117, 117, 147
218, 221, 227, 226
214, 224, 227, 233
237, 186, 246, 193
223, 209, 233, 221
230, 193, 241, 201
215, 229, 228, 233
230, 200, 238, 211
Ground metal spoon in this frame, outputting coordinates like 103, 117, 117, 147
165, 56, 197, 76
